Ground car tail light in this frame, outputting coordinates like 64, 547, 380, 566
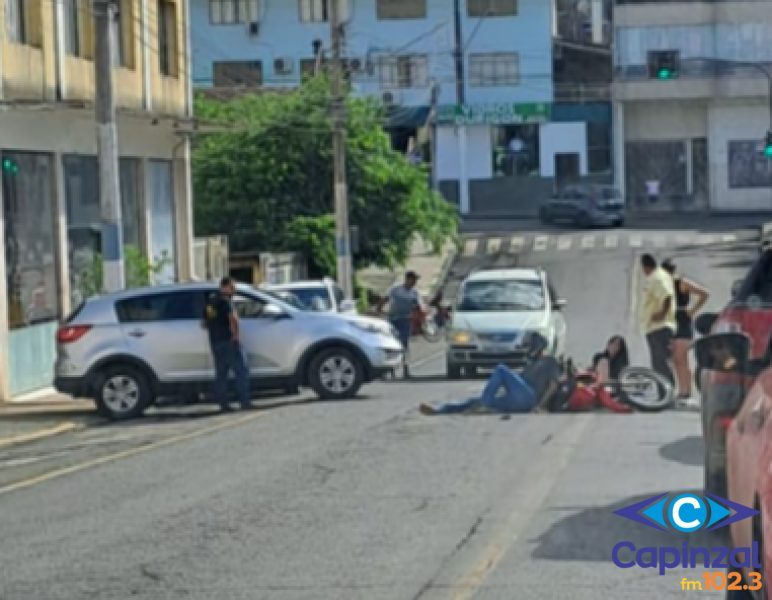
56, 324, 92, 344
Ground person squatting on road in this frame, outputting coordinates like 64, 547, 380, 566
419, 334, 561, 415
203, 277, 250, 412
661, 259, 709, 408
640, 254, 676, 387
378, 271, 422, 379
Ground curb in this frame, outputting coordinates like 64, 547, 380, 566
0, 421, 82, 450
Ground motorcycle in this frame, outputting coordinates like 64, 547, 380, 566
411, 304, 450, 342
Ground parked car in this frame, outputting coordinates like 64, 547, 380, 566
693, 332, 771, 598
54, 283, 402, 419
262, 279, 357, 315
696, 247, 772, 497
445, 268, 567, 378
539, 184, 625, 228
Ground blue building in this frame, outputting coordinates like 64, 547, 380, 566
191, 0, 611, 215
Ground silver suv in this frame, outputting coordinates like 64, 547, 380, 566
54, 283, 403, 419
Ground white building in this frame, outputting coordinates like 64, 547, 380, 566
614, 0, 772, 212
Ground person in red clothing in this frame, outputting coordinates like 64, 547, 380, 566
567, 336, 632, 413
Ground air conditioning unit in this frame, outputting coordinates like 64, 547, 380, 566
381, 90, 401, 106
274, 57, 294, 75
348, 57, 364, 73
248, 21, 260, 36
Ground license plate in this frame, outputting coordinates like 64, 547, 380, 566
483, 344, 511, 353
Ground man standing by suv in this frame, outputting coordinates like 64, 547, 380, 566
378, 271, 421, 379
203, 277, 250, 411
640, 254, 676, 385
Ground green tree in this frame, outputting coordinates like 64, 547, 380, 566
193, 78, 457, 276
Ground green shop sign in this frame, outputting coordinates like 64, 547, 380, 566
437, 103, 551, 125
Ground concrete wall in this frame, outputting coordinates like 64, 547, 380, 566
539, 122, 588, 177
191, 0, 553, 106
436, 125, 493, 180
624, 101, 708, 140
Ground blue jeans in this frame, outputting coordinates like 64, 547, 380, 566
212, 340, 250, 406
435, 365, 537, 414
390, 317, 411, 351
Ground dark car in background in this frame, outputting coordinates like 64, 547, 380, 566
539, 184, 625, 228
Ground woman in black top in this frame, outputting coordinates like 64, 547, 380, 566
592, 335, 630, 384
662, 259, 709, 402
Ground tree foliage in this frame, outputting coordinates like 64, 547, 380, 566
193, 78, 458, 276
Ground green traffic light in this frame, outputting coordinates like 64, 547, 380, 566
765, 145, 772, 158
657, 68, 673, 80
2, 158, 18, 174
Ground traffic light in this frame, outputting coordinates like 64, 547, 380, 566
765, 131, 772, 158
2, 157, 19, 174
648, 51, 679, 80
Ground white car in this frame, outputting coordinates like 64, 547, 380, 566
263, 279, 358, 315
445, 268, 567, 378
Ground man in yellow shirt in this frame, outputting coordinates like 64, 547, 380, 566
640, 254, 676, 385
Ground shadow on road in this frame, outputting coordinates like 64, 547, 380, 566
658, 436, 704, 467
531, 490, 726, 562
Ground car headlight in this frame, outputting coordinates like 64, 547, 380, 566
449, 330, 475, 345
350, 320, 393, 337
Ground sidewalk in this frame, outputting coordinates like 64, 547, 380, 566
358, 238, 457, 300
0, 394, 97, 449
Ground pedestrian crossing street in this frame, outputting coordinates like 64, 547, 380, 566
461, 230, 751, 257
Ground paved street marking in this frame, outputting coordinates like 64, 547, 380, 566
557, 236, 572, 251
0, 422, 80, 450
629, 235, 642, 248
450, 416, 593, 600
722, 234, 737, 244
604, 235, 618, 249
508, 236, 524, 253
0, 411, 268, 498
581, 235, 594, 249
486, 237, 502, 254
533, 235, 549, 252
699, 234, 715, 246
463, 239, 478, 257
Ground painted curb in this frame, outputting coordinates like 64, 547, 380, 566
0, 421, 81, 450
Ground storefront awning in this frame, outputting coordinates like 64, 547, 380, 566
386, 105, 430, 129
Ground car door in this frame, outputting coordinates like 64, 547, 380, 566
233, 292, 300, 377
117, 290, 211, 382
550, 188, 570, 220
547, 279, 567, 356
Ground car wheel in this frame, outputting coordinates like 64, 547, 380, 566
94, 364, 151, 420
308, 347, 363, 400
447, 362, 462, 379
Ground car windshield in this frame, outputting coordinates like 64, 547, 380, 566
459, 279, 545, 312
276, 287, 332, 311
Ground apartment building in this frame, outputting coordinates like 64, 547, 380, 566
191, 0, 612, 216
614, 0, 772, 212
0, 0, 195, 400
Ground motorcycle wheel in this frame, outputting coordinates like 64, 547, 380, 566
617, 366, 674, 412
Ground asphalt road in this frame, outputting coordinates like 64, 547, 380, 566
0, 217, 761, 600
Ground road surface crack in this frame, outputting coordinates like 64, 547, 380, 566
140, 564, 162, 582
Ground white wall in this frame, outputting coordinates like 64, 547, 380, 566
625, 101, 708, 140
539, 122, 588, 178
708, 101, 772, 211
436, 125, 493, 180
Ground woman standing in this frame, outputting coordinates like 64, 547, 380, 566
662, 259, 709, 406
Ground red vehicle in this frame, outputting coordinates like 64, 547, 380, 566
698, 248, 772, 497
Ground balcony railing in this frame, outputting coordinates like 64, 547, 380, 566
615, 59, 772, 81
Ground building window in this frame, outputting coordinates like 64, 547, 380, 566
213, 61, 263, 86
376, 0, 426, 20
64, 0, 92, 58
120, 159, 143, 250
378, 55, 428, 89
6, 0, 42, 47
158, 0, 179, 77
149, 160, 177, 283
469, 53, 519, 87
728, 140, 772, 188
467, 0, 517, 17
3, 152, 58, 329
64, 155, 100, 306
587, 122, 611, 174
112, 0, 136, 68
209, 0, 259, 24
300, 0, 327, 22
492, 125, 540, 177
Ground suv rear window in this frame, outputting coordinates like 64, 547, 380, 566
116, 291, 207, 323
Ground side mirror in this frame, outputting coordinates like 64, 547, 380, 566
731, 279, 743, 298
692, 333, 750, 375
339, 299, 357, 313
694, 312, 718, 336
552, 298, 567, 310
262, 304, 285, 319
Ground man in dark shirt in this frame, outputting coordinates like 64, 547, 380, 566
203, 277, 250, 411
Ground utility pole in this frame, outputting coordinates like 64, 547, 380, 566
94, 0, 124, 292
330, 0, 353, 298
452, 0, 470, 214
452, 0, 465, 106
